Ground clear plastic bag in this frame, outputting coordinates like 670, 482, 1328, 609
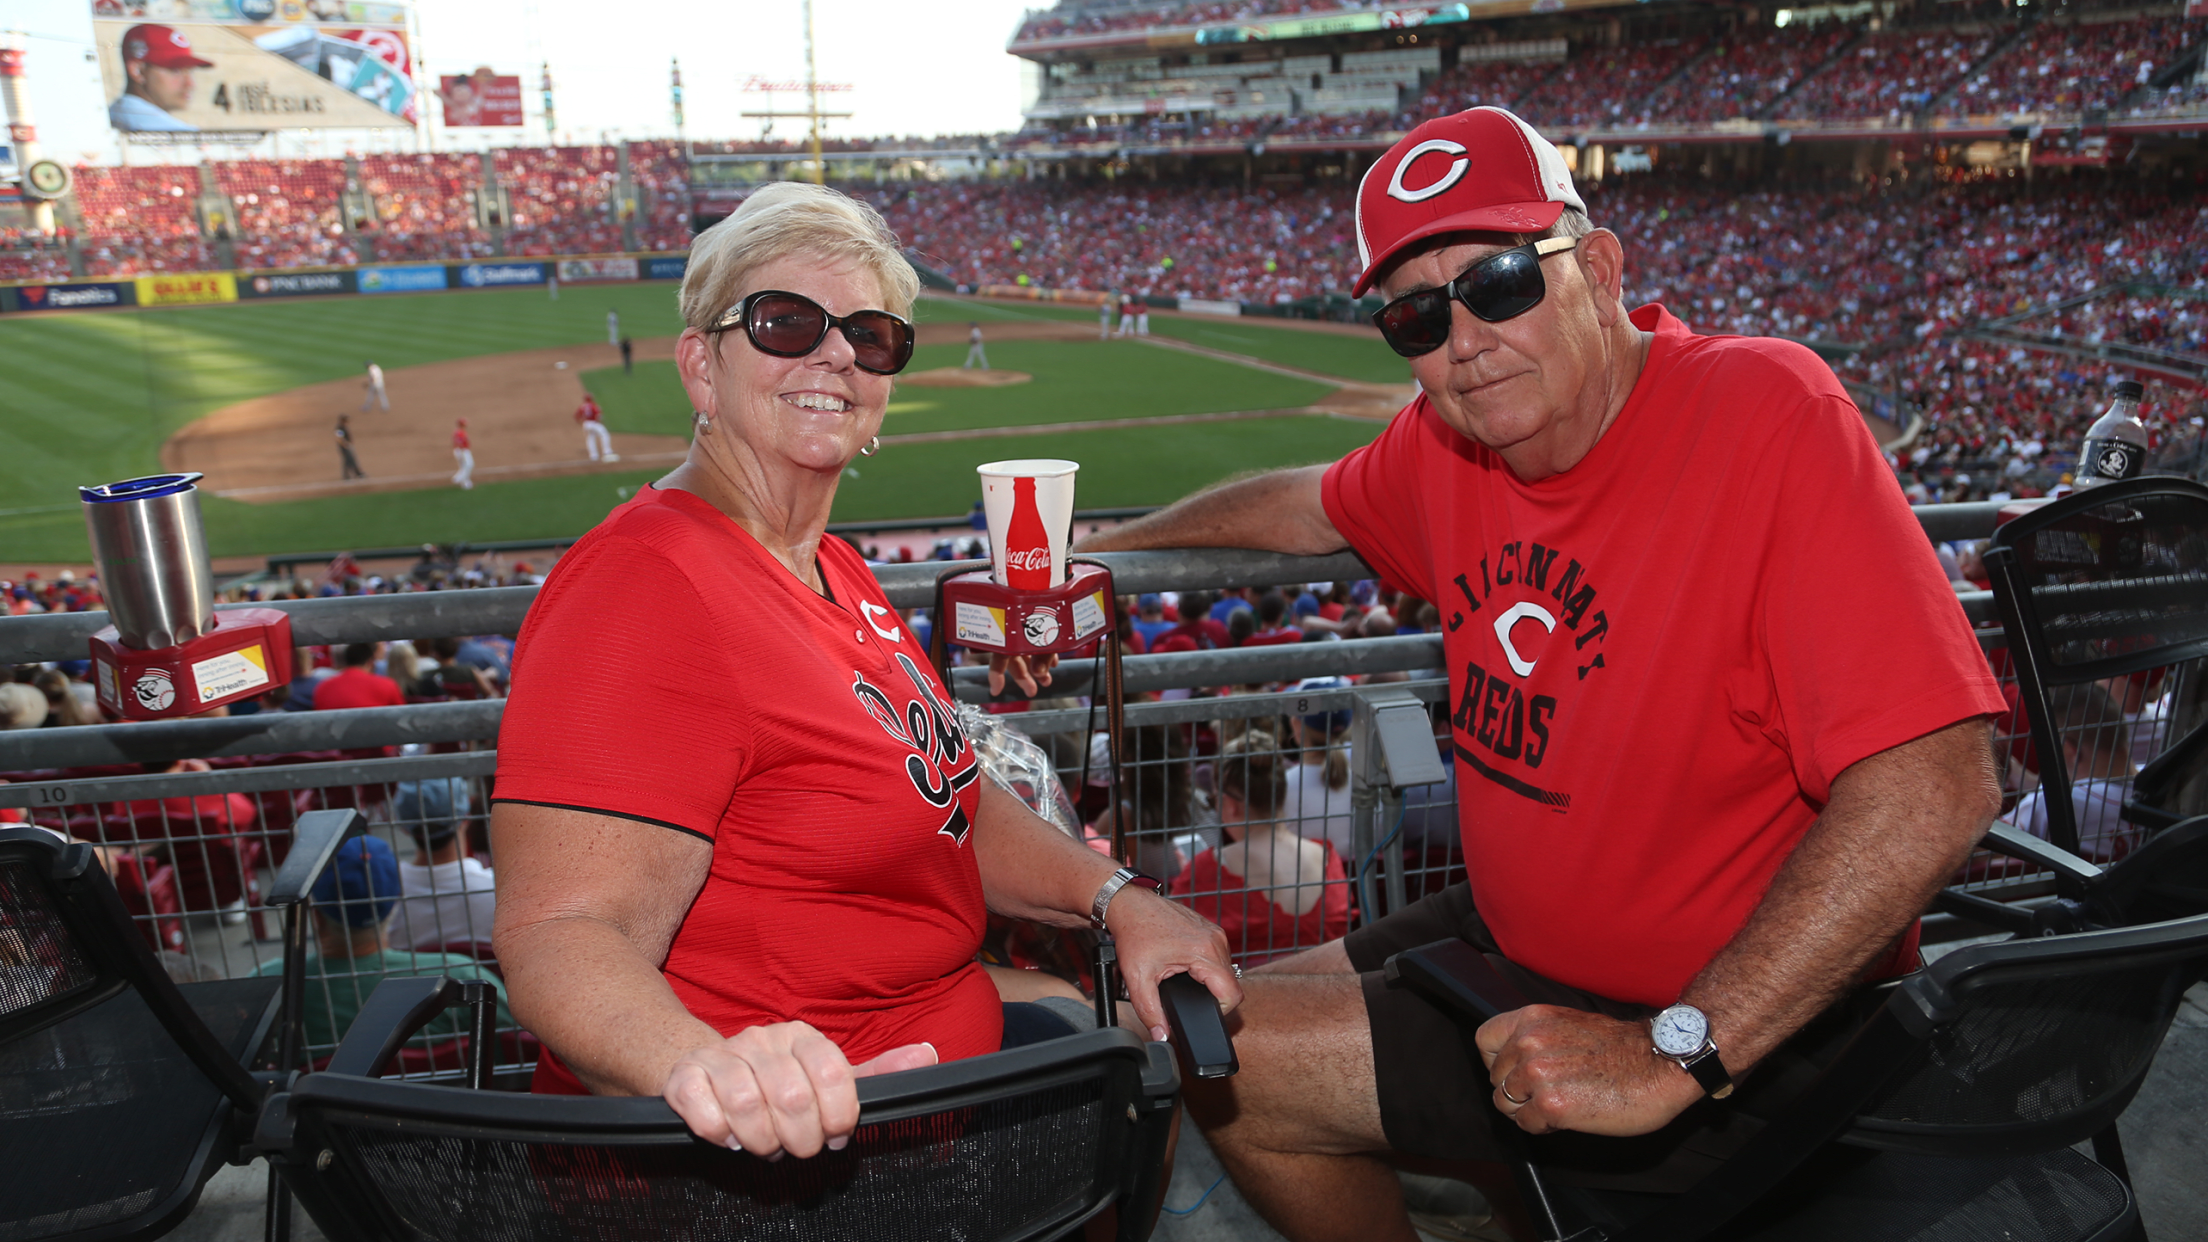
959, 703, 1080, 837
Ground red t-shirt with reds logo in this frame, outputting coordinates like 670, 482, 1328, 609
453, 428, 471, 449
494, 485, 996, 1093
1321, 305, 2003, 1008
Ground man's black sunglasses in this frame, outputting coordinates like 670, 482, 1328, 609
710, 289, 916, 376
1370, 237, 1579, 359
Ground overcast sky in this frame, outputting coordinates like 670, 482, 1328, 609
8, 0, 1040, 163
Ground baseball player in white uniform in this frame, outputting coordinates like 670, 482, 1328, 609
963, 323, 988, 370
362, 360, 388, 411
577, 394, 617, 462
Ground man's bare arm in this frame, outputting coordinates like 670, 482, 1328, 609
1478, 716, 2000, 1136
1076, 464, 1346, 556
1681, 715, 2002, 1071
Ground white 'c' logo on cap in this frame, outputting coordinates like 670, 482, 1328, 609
1386, 139, 1470, 203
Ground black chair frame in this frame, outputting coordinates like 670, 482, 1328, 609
1385, 913, 2208, 1242
1980, 476, 2208, 872
1, 825, 285, 1242
256, 972, 1182, 1242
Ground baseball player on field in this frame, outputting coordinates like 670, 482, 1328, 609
336, 413, 365, 479
362, 360, 388, 411
452, 419, 475, 490
577, 393, 617, 463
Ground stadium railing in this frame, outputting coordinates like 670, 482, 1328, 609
5, 501, 2130, 1085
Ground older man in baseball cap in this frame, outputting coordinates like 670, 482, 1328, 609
1077, 107, 2002, 1238
110, 24, 211, 132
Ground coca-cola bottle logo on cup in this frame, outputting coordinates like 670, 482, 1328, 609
977, 459, 1079, 591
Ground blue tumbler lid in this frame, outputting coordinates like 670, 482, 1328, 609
80, 473, 204, 504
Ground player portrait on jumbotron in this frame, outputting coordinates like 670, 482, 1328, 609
109, 23, 207, 133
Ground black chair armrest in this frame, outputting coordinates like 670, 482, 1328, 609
323, 976, 499, 1083
1160, 972, 1237, 1079
2133, 715, 2207, 807
268, 809, 364, 907
1975, 822, 2103, 890
1383, 938, 1534, 1023
1932, 888, 2039, 936
2090, 814, 2208, 925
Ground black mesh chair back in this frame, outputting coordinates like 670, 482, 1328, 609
0, 827, 282, 1242
1986, 477, 2208, 858
1385, 912, 2208, 1242
1848, 914, 2208, 1154
0, 844, 114, 1042
259, 1022, 1179, 1242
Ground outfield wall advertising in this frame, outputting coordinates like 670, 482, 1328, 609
94, 3, 419, 135
241, 270, 356, 298
555, 257, 639, 283
3, 251, 687, 312
358, 264, 448, 294
135, 271, 238, 306
457, 261, 546, 288
10, 281, 135, 312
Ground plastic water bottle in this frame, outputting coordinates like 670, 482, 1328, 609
2074, 380, 2148, 489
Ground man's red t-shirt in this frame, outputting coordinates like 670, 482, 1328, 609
494, 486, 996, 1093
312, 667, 405, 711
1321, 305, 2004, 1007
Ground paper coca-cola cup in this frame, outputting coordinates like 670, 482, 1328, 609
978, 458, 1078, 589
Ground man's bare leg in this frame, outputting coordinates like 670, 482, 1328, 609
1182, 940, 1421, 1242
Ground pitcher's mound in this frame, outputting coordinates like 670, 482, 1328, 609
902, 368, 1033, 388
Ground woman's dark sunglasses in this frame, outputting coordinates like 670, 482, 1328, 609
710, 290, 916, 376
1371, 236, 1579, 359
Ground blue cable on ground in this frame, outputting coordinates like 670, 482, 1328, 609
1160, 1173, 1230, 1216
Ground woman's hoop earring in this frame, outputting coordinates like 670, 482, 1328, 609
693, 411, 711, 433
860, 436, 880, 457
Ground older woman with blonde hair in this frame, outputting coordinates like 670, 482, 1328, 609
490, 182, 1237, 1159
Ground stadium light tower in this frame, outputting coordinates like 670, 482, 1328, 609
0, 31, 56, 234
802, 0, 822, 184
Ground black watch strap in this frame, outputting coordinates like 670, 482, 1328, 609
1682, 1046, 1734, 1099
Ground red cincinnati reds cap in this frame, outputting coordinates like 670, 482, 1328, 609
122, 25, 214, 69
1352, 106, 1586, 297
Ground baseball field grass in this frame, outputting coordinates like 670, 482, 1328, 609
0, 284, 1387, 563
580, 339, 1339, 439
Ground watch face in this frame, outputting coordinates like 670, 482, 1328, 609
1652, 1005, 1709, 1057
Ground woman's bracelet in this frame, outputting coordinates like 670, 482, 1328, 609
1090, 866, 1165, 930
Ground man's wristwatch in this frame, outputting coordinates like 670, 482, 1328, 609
1090, 867, 1164, 930
1650, 1003, 1735, 1099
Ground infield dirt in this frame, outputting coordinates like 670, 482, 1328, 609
158, 318, 1403, 503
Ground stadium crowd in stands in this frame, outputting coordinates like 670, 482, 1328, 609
1774, 27, 1998, 123
494, 145, 624, 257
1953, 15, 2193, 116
875, 180, 1355, 305
360, 152, 493, 261
1641, 22, 1855, 123
213, 159, 357, 270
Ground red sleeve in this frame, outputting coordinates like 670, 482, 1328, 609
494, 537, 752, 840
1320, 400, 1438, 602
1757, 393, 2007, 801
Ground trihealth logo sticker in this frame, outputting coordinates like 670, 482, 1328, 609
1070, 591, 1108, 641
193, 645, 271, 704
954, 601, 1007, 648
